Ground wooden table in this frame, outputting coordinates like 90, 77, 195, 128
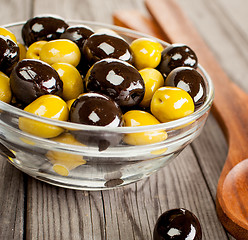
0, 0, 246, 239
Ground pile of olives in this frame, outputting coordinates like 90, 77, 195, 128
0, 15, 207, 150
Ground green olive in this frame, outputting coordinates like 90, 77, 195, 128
17, 42, 27, 61
19, 95, 69, 138
66, 98, 76, 110
123, 110, 167, 145
151, 86, 195, 122
52, 62, 84, 101
130, 37, 163, 70
0, 71, 12, 103
40, 39, 81, 66
0, 27, 17, 43
46, 133, 86, 176
26, 40, 47, 60
139, 68, 164, 108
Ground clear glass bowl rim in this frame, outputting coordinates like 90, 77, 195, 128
0, 20, 215, 134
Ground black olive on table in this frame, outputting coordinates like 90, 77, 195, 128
153, 208, 202, 240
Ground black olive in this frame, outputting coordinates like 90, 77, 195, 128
165, 67, 206, 108
69, 92, 123, 151
85, 58, 145, 108
10, 59, 63, 105
153, 208, 202, 240
83, 32, 133, 65
158, 44, 198, 77
60, 25, 94, 49
0, 36, 19, 75
22, 15, 69, 46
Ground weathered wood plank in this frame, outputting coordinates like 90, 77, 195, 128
0, 1, 32, 239
102, 146, 228, 239
26, 179, 106, 240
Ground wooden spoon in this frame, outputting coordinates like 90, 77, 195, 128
113, 0, 248, 239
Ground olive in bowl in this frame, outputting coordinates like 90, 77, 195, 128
0, 36, 19, 75
10, 59, 63, 105
158, 44, 198, 78
69, 92, 123, 151
165, 67, 207, 108
82, 32, 134, 65
85, 58, 145, 108
22, 15, 69, 46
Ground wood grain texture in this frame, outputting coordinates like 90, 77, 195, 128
0, 0, 246, 239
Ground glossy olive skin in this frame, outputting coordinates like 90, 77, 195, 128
165, 67, 206, 108
60, 25, 94, 49
52, 62, 84, 101
26, 40, 47, 60
153, 208, 202, 240
40, 39, 81, 67
10, 59, 63, 105
19, 94, 69, 138
22, 15, 69, 46
0, 27, 17, 43
85, 58, 145, 108
69, 92, 123, 151
123, 110, 167, 145
0, 71, 12, 103
0, 36, 19, 75
130, 37, 163, 70
139, 68, 164, 108
151, 86, 195, 122
60, 25, 94, 77
83, 32, 133, 65
158, 44, 198, 77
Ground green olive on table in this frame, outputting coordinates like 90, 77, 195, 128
123, 110, 167, 145
26, 40, 47, 60
130, 37, 163, 70
0, 71, 12, 103
52, 62, 84, 101
40, 39, 81, 66
139, 68, 164, 108
19, 94, 69, 138
151, 86, 195, 123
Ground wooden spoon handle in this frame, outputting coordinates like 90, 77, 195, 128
113, 0, 248, 238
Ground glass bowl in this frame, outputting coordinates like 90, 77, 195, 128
0, 20, 214, 190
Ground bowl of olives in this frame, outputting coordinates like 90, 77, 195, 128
0, 15, 214, 190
